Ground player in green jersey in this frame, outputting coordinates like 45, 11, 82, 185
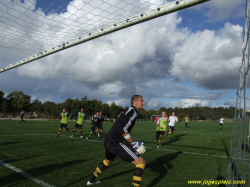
155, 111, 168, 148
71, 108, 86, 138
56, 108, 69, 137
184, 116, 189, 128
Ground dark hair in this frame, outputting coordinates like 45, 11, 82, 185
131, 95, 143, 105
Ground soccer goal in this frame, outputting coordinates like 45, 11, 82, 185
227, 0, 250, 186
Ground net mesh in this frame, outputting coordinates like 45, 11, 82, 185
228, 0, 250, 186
0, 0, 175, 70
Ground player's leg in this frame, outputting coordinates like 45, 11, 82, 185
56, 124, 63, 137
157, 132, 164, 148
86, 125, 96, 139
87, 144, 115, 185
99, 124, 103, 135
167, 126, 174, 140
132, 157, 146, 187
108, 142, 146, 187
71, 123, 77, 137
219, 123, 223, 129
64, 124, 69, 132
79, 125, 84, 138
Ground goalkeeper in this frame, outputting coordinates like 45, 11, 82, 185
87, 95, 146, 187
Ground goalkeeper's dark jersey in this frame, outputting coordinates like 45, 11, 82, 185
105, 106, 138, 146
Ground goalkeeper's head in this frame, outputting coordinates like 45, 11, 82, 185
131, 95, 144, 110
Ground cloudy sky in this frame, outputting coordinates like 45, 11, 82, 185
0, 0, 245, 110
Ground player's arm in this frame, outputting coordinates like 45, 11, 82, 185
83, 113, 86, 125
58, 114, 61, 120
121, 109, 146, 154
122, 132, 134, 143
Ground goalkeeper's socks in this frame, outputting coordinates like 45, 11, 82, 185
89, 160, 109, 183
132, 164, 145, 187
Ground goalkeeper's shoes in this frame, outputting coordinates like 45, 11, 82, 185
87, 180, 101, 186
70, 135, 74, 138
80, 135, 84, 138
55, 134, 59, 137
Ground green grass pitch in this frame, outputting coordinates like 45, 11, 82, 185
0, 120, 232, 187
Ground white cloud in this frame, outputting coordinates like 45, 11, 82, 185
107, 98, 128, 107
193, 0, 244, 22
171, 99, 211, 108
0, 0, 245, 109
171, 22, 243, 89
59, 85, 66, 92
146, 98, 162, 110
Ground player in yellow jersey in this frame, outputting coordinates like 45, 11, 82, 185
155, 111, 168, 148
56, 108, 69, 137
70, 108, 86, 138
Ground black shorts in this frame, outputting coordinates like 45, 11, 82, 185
155, 131, 164, 137
60, 123, 67, 128
105, 141, 140, 162
99, 123, 103, 130
74, 123, 82, 129
219, 123, 223, 126
91, 124, 98, 131
169, 126, 174, 133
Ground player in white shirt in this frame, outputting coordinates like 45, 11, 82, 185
219, 118, 224, 129
167, 112, 178, 140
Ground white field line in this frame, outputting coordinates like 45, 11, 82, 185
0, 160, 54, 187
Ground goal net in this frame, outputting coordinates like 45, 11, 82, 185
0, 0, 209, 72
227, 0, 250, 186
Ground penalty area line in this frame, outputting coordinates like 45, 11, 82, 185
0, 160, 55, 187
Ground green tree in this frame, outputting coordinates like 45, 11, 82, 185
30, 99, 42, 112
110, 102, 123, 118
7, 91, 31, 112
1, 99, 9, 114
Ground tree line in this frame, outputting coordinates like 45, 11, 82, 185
0, 90, 236, 121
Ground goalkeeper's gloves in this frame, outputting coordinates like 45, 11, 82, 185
131, 140, 146, 154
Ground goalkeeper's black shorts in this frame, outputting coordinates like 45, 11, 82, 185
105, 141, 140, 162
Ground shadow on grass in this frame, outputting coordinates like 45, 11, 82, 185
241, 143, 250, 153
0, 142, 21, 146
66, 160, 125, 186
146, 151, 182, 187
163, 134, 186, 145
0, 159, 91, 186
143, 133, 185, 147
